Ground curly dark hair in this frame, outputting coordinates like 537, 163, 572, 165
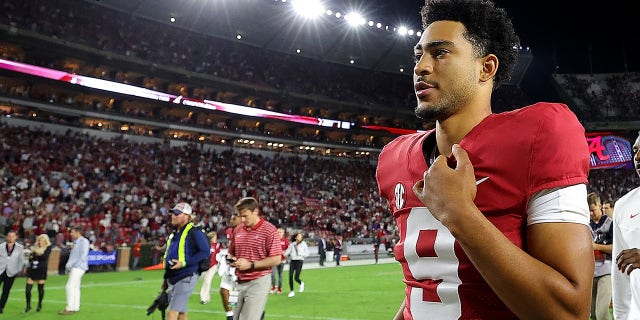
421, 0, 520, 88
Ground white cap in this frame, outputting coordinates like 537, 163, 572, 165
171, 202, 193, 215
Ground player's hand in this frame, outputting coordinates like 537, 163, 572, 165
412, 144, 477, 226
235, 257, 251, 270
168, 259, 183, 269
616, 248, 640, 275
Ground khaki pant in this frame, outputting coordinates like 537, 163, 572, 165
234, 274, 271, 320
591, 274, 612, 320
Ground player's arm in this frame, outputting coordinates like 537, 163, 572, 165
413, 145, 592, 319
593, 243, 612, 254
235, 255, 281, 271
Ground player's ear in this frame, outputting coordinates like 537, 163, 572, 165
479, 54, 498, 83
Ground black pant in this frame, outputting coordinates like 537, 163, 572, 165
318, 251, 326, 266
0, 271, 16, 310
288, 260, 303, 291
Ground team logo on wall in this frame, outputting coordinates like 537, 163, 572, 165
587, 133, 633, 169
394, 182, 406, 210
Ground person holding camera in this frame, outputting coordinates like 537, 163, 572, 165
161, 202, 210, 320
227, 197, 282, 320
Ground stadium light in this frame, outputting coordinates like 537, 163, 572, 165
397, 26, 408, 36
345, 12, 366, 26
291, 0, 325, 19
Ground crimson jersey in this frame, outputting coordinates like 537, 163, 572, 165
376, 103, 590, 319
209, 242, 221, 267
279, 237, 290, 262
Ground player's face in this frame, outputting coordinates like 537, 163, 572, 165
634, 135, 640, 178
230, 215, 240, 227
238, 208, 259, 227
589, 203, 602, 221
413, 21, 481, 121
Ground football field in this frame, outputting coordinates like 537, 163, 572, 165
4, 259, 404, 319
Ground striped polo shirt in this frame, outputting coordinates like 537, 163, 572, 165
230, 218, 282, 281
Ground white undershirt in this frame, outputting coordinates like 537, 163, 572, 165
527, 184, 589, 226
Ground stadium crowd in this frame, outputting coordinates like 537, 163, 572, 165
0, 123, 394, 251
555, 73, 640, 121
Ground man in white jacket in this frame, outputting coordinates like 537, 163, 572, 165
612, 131, 640, 320
284, 233, 308, 298
0, 231, 24, 313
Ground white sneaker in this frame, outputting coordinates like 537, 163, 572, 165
287, 291, 295, 298
299, 282, 305, 293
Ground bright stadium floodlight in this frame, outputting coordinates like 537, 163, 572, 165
291, 0, 325, 19
397, 26, 408, 36
345, 12, 365, 26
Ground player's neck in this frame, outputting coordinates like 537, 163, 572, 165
435, 107, 491, 156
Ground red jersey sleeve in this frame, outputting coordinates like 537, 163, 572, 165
526, 103, 590, 196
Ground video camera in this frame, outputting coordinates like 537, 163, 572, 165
146, 290, 169, 319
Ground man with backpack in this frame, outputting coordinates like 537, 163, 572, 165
161, 202, 210, 320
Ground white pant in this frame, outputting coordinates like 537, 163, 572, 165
199, 264, 219, 302
65, 268, 86, 311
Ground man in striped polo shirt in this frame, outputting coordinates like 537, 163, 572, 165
228, 197, 282, 320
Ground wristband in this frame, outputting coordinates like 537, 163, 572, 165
250, 261, 255, 270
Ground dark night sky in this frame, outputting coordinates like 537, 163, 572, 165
348, 0, 638, 100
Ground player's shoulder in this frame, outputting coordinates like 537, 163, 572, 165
500, 102, 575, 120
262, 220, 278, 232
615, 187, 640, 219
380, 130, 432, 154
496, 102, 583, 136
504, 102, 577, 122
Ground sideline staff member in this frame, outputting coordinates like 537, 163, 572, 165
228, 197, 282, 320
162, 202, 210, 320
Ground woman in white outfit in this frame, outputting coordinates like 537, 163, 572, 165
284, 233, 308, 298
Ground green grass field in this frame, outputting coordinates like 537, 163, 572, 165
3, 262, 405, 319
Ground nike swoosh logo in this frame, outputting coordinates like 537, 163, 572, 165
631, 213, 640, 219
475, 177, 490, 185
